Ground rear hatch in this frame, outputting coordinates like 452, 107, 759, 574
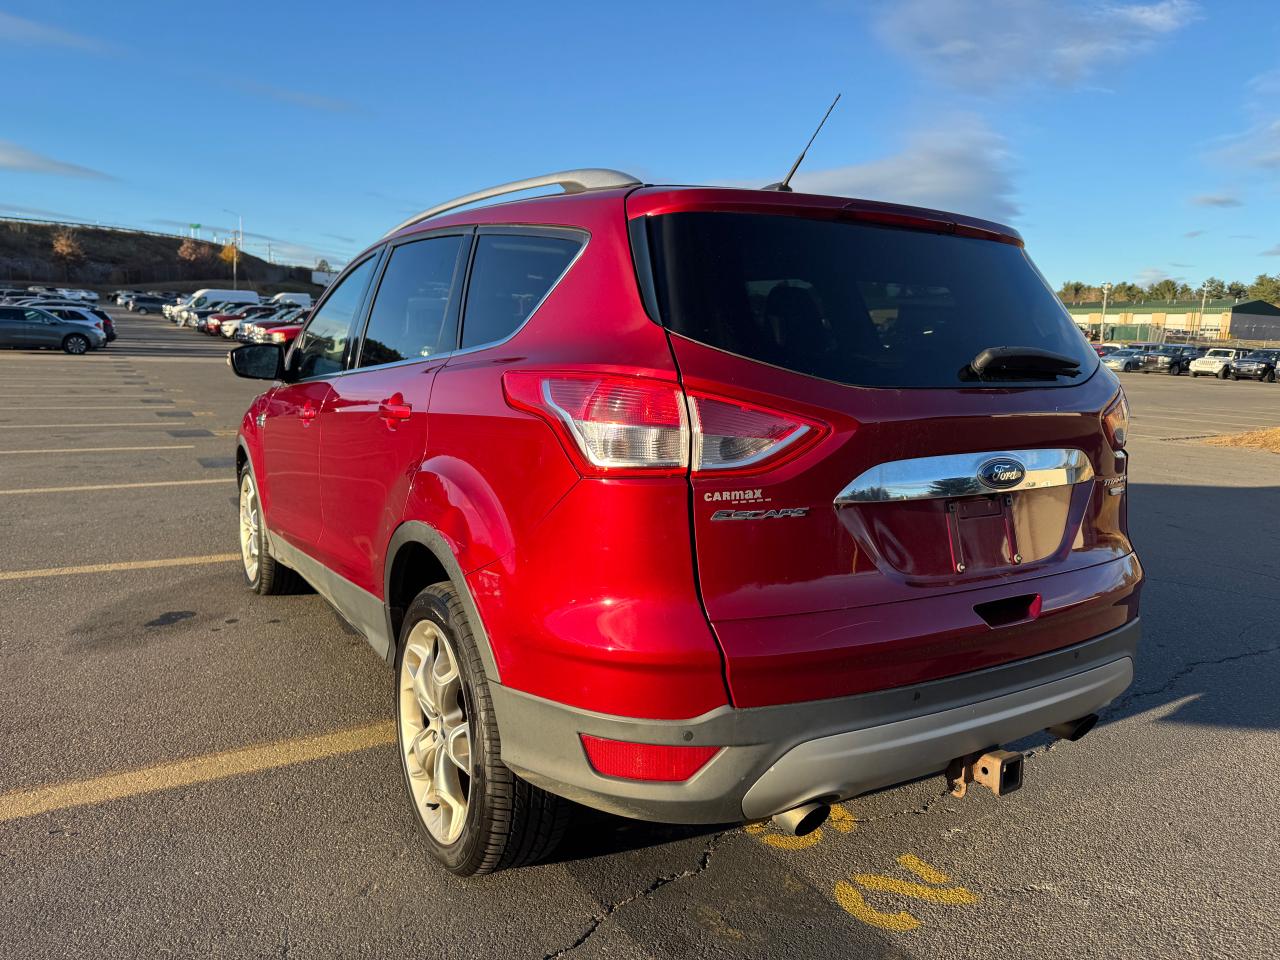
629, 189, 1138, 708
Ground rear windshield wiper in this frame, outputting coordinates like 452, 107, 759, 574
963, 346, 1082, 382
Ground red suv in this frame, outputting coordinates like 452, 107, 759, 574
230, 169, 1141, 875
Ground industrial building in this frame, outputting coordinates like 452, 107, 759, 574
1066, 298, 1280, 343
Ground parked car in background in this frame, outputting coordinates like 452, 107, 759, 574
46, 305, 116, 342
1093, 344, 1121, 357
126, 295, 172, 315
1188, 347, 1246, 379
228, 172, 1138, 876
205, 303, 279, 336
0, 305, 106, 353
264, 322, 303, 346
1228, 350, 1280, 382
1102, 348, 1144, 372
1137, 344, 1203, 375
268, 292, 313, 308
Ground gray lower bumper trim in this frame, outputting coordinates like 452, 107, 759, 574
740, 657, 1131, 819
491, 618, 1140, 824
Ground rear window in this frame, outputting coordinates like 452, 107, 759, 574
460, 234, 581, 349
645, 212, 1097, 388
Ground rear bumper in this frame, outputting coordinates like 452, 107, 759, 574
491, 617, 1138, 824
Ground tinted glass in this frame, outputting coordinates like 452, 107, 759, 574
359, 235, 465, 367
646, 212, 1098, 388
291, 256, 377, 379
460, 234, 580, 349
0, 307, 21, 320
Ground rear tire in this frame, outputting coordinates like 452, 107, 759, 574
238, 469, 303, 595
62, 334, 90, 355
395, 583, 570, 876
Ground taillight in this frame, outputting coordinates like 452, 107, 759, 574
503, 372, 689, 477
688, 393, 822, 475
1102, 392, 1129, 450
580, 734, 719, 782
503, 372, 825, 478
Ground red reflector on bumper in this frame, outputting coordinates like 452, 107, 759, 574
580, 735, 719, 782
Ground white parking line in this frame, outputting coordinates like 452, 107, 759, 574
0, 422, 207, 430
0, 478, 233, 495
0, 444, 196, 455
0, 553, 239, 581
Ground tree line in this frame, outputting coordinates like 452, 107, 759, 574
1057, 275, 1280, 307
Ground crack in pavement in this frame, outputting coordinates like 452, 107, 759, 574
1112, 635, 1280, 714
544, 829, 733, 959
853, 787, 953, 824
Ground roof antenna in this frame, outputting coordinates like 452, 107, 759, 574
763, 93, 842, 192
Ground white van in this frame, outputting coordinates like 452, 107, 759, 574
177, 289, 260, 327
269, 292, 312, 308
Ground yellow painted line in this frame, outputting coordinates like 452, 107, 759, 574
0, 721, 396, 823
0, 444, 195, 455
851, 874, 978, 906
0, 478, 232, 495
0, 553, 239, 581
834, 882, 921, 932
896, 853, 951, 885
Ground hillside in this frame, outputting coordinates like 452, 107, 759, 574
0, 219, 322, 295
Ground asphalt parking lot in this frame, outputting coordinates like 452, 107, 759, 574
2, 311, 1278, 960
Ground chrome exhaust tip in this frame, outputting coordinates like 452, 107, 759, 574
771, 801, 831, 837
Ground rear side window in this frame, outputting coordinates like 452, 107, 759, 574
460, 234, 581, 349
645, 212, 1097, 388
358, 235, 467, 367
292, 256, 378, 379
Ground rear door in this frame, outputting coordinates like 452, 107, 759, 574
315, 230, 470, 593
0, 308, 23, 346
635, 202, 1136, 707
261, 254, 380, 552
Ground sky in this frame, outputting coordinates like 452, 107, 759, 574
1, 0, 1277, 288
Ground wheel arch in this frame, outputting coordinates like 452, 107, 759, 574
384, 520, 501, 680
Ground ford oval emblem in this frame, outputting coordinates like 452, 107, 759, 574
978, 457, 1026, 490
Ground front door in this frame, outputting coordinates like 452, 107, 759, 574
259, 254, 380, 552
22, 310, 63, 347
315, 232, 469, 594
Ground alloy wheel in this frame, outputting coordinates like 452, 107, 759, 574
399, 620, 472, 845
238, 474, 260, 581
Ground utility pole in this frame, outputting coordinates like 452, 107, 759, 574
1196, 284, 1208, 342
224, 209, 243, 290
1099, 282, 1112, 342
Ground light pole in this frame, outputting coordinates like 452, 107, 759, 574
223, 209, 242, 290
1099, 282, 1112, 342
1196, 284, 1209, 342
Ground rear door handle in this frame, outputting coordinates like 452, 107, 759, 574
378, 395, 412, 425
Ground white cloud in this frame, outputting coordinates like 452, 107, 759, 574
1191, 194, 1243, 207
0, 12, 103, 50
784, 117, 1018, 222
1209, 119, 1280, 171
0, 140, 113, 179
874, 0, 1198, 93
1261, 245, 1280, 257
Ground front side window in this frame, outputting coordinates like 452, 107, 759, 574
358, 235, 466, 367
290, 255, 378, 379
460, 234, 581, 349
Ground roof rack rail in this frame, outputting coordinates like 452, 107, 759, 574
383, 168, 642, 237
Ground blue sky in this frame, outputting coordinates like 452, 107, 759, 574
1, 0, 1277, 287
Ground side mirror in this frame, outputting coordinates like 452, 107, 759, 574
228, 343, 285, 381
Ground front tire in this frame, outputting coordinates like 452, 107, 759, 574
62, 334, 90, 355
396, 583, 570, 876
238, 469, 302, 594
